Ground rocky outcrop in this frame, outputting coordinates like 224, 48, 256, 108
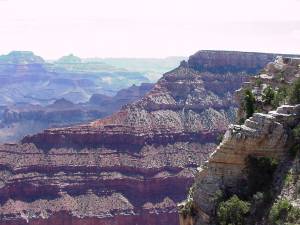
179, 56, 300, 225
22, 65, 242, 149
0, 141, 208, 225
0, 50, 286, 225
184, 105, 300, 225
188, 50, 299, 74
236, 56, 300, 120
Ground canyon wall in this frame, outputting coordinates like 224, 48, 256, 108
0, 50, 288, 225
180, 56, 300, 225
187, 105, 300, 225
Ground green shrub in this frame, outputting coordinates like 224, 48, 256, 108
284, 171, 293, 186
288, 78, 300, 105
255, 78, 263, 87
262, 86, 275, 105
217, 195, 250, 225
269, 199, 300, 225
272, 86, 288, 108
245, 156, 278, 195
243, 89, 256, 119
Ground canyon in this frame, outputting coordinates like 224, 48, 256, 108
0, 50, 297, 225
0, 83, 154, 143
0, 51, 152, 105
179, 56, 300, 225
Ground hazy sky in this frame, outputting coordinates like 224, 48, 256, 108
0, 0, 300, 59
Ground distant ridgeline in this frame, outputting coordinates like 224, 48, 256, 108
188, 50, 300, 74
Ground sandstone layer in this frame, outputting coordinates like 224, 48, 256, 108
185, 105, 300, 225
0, 50, 285, 225
179, 56, 300, 225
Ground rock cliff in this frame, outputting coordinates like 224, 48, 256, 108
188, 50, 297, 74
0, 50, 289, 225
236, 56, 300, 121
179, 56, 300, 225
185, 105, 300, 224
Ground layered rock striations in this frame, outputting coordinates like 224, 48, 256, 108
22, 65, 241, 149
188, 50, 298, 74
179, 56, 300, 225
186, 105, 300, 225
0, 50, 287, 225
236, 56, 300, 120
0, 83, 154, 143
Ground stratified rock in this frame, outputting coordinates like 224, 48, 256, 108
235, 56, 300, 120
0, 50, 290, 225
0, 83, 154, 143
22, 65, 242, 149
188, 50, 298, 74
184, 104, 300, 225
179, 55, 300, 225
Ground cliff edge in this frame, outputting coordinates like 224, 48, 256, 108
179, 56, 300, 225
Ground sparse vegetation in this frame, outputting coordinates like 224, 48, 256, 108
269, 199, 300, 225
245, 156, 278, 195
243, 89, 256, 119
179, 185, 198, 219
288, 78, 300, 105
284, 171, 293, 186
255, 78, 263, 87
272, 86, 288, 108
262, 86, 275, 105
217, 195, 250, 225
212, 155, 279, 224
261, 85, 289, 109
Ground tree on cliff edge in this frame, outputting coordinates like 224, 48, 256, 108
289, 78, 300, 105
243, 89, 256, 119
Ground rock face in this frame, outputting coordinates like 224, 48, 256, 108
0, 50, 286, 225
236, 56, 300, 120
186, 105, 300, 225
22, 65, 241, 149
188, 50, 298, 74
179, 56, 300, 225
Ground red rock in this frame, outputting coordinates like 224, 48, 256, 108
0, 50, 284, 225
